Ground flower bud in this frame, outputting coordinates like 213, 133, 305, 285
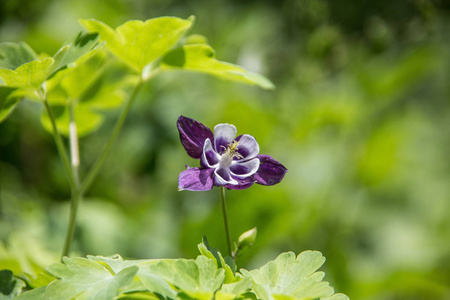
237, 227, 257, 250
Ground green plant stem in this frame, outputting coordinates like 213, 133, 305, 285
61, 102, 82, 259
42, 97, 77, 190
61, 189, 81, 259
80, 78, 143, 194
220, 186, 232, 256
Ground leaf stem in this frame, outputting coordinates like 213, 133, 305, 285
41, 95, 77, 190
220, 186, 232, 256
80, 78, 144, 194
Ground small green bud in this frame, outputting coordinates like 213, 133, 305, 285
237, 227, 257, 250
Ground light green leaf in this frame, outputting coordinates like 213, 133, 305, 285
184, 34, 209, 45
321, 294, 350, 300
23, 271, 56, 289
42, 53, 130, 137
87, 255, 163, 297
116, 292, 161, 299
15, 286, 47, 300
46, 49, 107, 102
215, 277, 252, 300
136, 261, 178, 299
198, 237, 237, 284
0, 42, 38, 69
160, 44, 275, 89
0, 86, 21, 122
44, 257, 138, 300
0, 57, 54, 88
87, 254, 151, 274
241, 251, 344, 300
79, 17, 194, 72
50, 32, 99, 77
142, 256, 225, 300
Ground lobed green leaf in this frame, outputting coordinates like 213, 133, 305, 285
160, 44, 275, 90
41, 50, 131, 137
0, 42, 38, 70
241, 251, 344, 300
50, 32, 100, 77
0, 58, 54, 89
41, 257, 138, 300
79, 17, 194, 72
140, 256, 225, 300
198, 237, 237, 284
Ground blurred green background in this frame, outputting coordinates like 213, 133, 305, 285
1, 0, 450, 299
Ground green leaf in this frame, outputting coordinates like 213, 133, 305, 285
160, 44, 275, 90
41, 52, 130, 137
116, 292, 161, 299
0, 57, 54, 88
215, 277, 252, 300
241, 251, 345, 300
198, 237, 237, 283
0, 270, 24, 299
44, 257, 138, 300
135, 261, 178, 299
0, 42, 38, 69
86, 255, 176, 298
79, 17, 194, 72
50, 32, 99, 77
0, 270, 15, 296
322, 294, 350, 300
86, 254, 149, 274
141, 256, 225, 300
15, 286, 47, 300
47, 49, 107, 102
23, 271, 56, 289
0, 87, 21, 123
184, 34, 209, 45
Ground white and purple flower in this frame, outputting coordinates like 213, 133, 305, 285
177, 115, 287, 191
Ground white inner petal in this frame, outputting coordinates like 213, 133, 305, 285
237, 134, 260, 160
213, 123, 237, 153
201, 139, 220, 168
214, 167, 238, 185
230, 158, 260, 179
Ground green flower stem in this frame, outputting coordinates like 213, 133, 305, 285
61, 102, 82, 259
220, 186, 232, 257
80, 78, 144, 194
41, 97, 77, 190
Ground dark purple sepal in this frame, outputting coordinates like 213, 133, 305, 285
178, 167, 214, 191
177, 115, 213, 159
224, 176, 255, 190
254, 155, 287, 186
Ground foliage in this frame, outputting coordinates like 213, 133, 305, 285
0, 14, 347, 300
9, 240, 348, 300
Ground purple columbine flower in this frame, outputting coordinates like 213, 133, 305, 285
177, 115, 287, 191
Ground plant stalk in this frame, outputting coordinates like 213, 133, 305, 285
42, 97, 77, 190
80, 78, 143, 194
220, 186, 232, 256
61, 102, 82, 259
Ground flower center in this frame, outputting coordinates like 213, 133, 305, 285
219, 141, 243, 168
